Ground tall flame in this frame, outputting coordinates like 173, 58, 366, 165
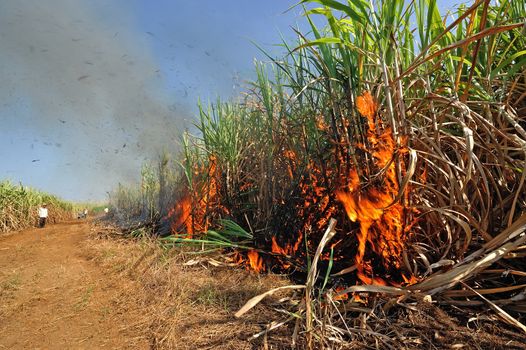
166, 155, 225, 237
337, 91, 415, 286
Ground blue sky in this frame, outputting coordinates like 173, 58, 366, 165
0, 0, 461, 202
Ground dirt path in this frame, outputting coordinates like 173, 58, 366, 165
0, 221, 148, 350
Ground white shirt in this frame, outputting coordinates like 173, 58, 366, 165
38, 207, 48, 218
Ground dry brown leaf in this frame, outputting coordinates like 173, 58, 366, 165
235, 285, 305, 318
463, 283, 526, 334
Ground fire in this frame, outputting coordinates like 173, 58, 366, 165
271, 236, 289, 255
336, 91, 415, 286
316, 114, 329, 131
165, 90, 417, 289
231, 250, 266, 273
356, 91, 377, 122
333, 286, 349, 301
283, 149, 297, 179
166, 155, 225, 237
271, 232, 304, 256
247, 250, 264, 272
167, 194, 193, 236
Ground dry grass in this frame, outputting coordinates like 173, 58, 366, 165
298, 294, 526, 349
85, 223, 526, 349
84, 223, 300, 349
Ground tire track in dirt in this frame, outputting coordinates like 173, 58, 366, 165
0, 221, 148, 350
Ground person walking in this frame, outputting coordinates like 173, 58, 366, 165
38, 203, 48, 228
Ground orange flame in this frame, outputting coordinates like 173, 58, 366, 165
333, 286, 349, 301
166, 155, 226, 237
336, 91, 415, 286
283, 149, 297, 179
271, 236, 289, 255
271, 231, 304, 257
167, 194, 193, 237
356, 91, 377, 123
247, 250, 264, 272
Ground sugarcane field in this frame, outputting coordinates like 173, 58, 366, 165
1, 1, 526, 349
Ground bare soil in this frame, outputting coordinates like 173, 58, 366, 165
0, 220, 293, 350
0, 221, 149, 349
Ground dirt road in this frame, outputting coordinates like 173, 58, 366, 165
0, 221, 148, 349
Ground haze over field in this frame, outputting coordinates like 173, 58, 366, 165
0, 0, 308, 201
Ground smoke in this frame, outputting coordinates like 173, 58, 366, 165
0, 0, 188, 200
